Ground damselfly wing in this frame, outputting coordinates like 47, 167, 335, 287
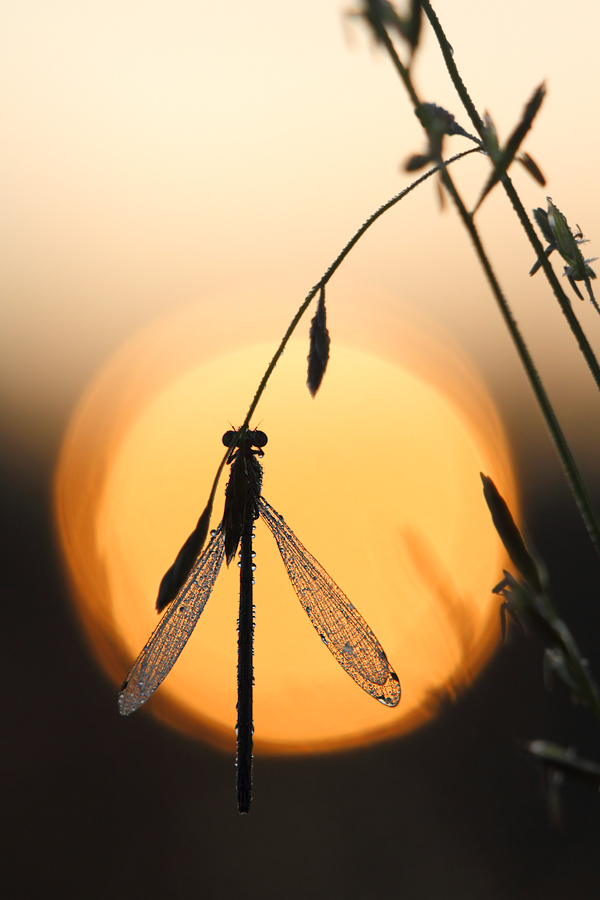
119, 428, 400, 811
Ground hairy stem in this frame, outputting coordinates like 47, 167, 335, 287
419, 0, 484, 134
421, 0, 600, 394
369, 4, 600, 558
442, 167, 600, 557
240, 148, 479, 430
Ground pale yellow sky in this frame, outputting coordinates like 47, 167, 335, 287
2, 0, 600, 483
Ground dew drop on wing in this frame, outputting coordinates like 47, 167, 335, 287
378, 670, 401, 706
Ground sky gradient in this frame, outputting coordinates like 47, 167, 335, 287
3, 3, 600, 897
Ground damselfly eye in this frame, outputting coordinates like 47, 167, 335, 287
251, 430, 268, 448
119, 425, 400, 814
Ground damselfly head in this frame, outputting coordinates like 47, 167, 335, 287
222, 428, 268, 453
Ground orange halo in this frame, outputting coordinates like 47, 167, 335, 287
54, 281, 516, 755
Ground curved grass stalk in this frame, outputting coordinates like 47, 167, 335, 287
420, 0, 600, 395
198, 148, 479, 546
366, 3, 600, 558
239, 147, 479, 432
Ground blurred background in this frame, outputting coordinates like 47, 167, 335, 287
3, 0, 600, 897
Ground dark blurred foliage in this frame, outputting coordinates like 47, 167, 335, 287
3, 418, 600, 900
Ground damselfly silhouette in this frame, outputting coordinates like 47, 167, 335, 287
119, 427, 400, 812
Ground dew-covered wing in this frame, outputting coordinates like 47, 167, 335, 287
118, 527, 226, 716
258, 498, 400, 707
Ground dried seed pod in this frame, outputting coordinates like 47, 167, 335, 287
307, 284, 331, 397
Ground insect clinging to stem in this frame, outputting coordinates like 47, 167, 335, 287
118, 426, 400, 812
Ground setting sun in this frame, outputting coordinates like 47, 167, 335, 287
55, 288, 515, 754
4, 0, 600, 890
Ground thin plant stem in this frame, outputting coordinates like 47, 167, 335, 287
419, 0, 484, 133
420, 0, 600, 394
202, 148, 479, 533
367, 6, 600, 558
501, 174, 600, 386
239, 147, 479, 431
441, 166, 600, 558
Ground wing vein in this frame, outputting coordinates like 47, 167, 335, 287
118, 527, 226, 715
258, 497, 400, 707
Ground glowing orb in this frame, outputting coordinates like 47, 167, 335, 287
55, 282, 515, 754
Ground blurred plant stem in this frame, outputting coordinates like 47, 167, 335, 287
420, 0, 600, 394
482, 474, 600, 824
363, 0, 600, 560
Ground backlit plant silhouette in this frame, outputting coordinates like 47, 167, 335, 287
125, 0, 600, 823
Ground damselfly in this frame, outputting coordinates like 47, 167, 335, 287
119, 428, 400, 812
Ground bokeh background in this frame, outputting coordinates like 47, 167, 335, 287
3, 0, 600, 897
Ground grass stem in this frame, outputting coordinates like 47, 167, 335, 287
368, 2, 600, 559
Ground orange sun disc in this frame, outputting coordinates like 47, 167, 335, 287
54, 282, 516, 755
